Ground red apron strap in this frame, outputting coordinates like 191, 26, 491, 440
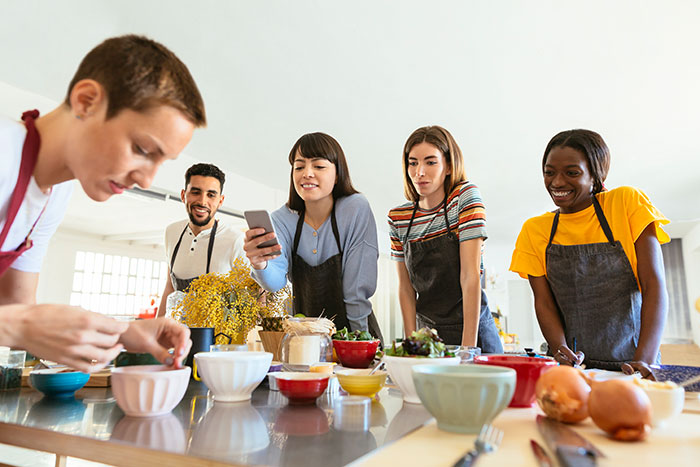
0, 110, 42, 246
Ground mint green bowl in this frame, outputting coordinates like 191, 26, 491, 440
412, 364, 516, 433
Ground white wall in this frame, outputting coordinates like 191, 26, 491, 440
682, 223, 700, 345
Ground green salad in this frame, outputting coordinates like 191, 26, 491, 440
384, 327, 454, 358
332, 327, 375, 341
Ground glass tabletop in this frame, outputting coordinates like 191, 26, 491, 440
0, 376, 433, 466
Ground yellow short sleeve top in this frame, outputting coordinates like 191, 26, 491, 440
509, 186, 670, 282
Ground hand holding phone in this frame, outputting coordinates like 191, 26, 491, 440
243, 210, 282, 267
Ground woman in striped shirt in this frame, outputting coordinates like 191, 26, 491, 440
388, 126, 502, 350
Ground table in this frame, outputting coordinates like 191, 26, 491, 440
0, 378, 431, 467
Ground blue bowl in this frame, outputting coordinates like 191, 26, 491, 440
652, 364, 700, 392
30, 369, 90, 398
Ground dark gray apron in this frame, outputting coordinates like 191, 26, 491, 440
403, 199, 502, 351
291, 204, 384, 343
545, 196, 659, 370
169, 220, 218, 292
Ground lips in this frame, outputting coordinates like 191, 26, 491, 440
300, 183, 318, 190
550, 190, 573, 201
191, 205, 210, 216
109, 181, 126, 195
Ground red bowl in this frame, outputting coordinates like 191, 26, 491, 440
276, 373, 330, 405
333, 340, 380, 368
474, 355, 558, 407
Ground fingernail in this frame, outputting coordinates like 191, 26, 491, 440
165, 357, 174, 366
178, 348, 185, 356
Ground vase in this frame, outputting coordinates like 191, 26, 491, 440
259, 331, 284, 361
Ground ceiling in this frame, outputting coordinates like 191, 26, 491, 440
1, 1, 699, 271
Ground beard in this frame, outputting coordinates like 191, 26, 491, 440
187, 204, 213, 227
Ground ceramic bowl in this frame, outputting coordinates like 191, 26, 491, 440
336, 368, 387, 398
412, 364, 516, 433
189, 401, 270, 456
111, 365, 190, 417
383, 355, 460, 404
333, 340, 380, 368
474, 355, 557, 407
275, 372, 330, 405
651, 365, 700, 393
30, 369, 90, 398
194, 351, 273, 402
634, 380, 685, 427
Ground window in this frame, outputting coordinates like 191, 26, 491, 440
70, 251, 168, 318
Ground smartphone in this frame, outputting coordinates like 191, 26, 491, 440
244, 210, 280, 249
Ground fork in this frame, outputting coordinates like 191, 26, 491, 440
451, 424, 503, 467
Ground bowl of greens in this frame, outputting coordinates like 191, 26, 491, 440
383, 328, 460, 404
332, 328, 381, 369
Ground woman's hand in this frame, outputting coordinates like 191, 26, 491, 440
7, 304, 127, 372
243, 228, 282, 270
621, 361, 657, 380
554, 344, 585, 367
118, 318, 192, 368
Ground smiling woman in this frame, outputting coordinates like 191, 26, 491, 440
510, 129, 670, 375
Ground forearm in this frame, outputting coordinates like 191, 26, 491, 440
157, 279, 175, 318
0, 304, 26, 348
634, 281, 667, 363
398, 288, 417, 336
528, 276, 567, 351
0, 269, 39, 306
460, 275, 480, 346
250, 257, 288, 292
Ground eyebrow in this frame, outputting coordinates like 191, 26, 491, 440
408, 155, 439, 160
190, 187, 219, 195
544, 163, 583, 168
294, 157, 326, 163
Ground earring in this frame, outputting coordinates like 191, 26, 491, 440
75, 114, 83, 120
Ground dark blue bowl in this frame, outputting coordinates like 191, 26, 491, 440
30, 369, 90, 398
652, 364, 700, 392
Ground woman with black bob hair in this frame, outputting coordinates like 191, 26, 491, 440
244, 132, 383, 340
510, 129, 669, 377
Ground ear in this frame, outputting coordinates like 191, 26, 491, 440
218, 194, 225, 207
180, 189, 186, 203
69, 79, 105, 118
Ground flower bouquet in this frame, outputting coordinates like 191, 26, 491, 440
173, 258, 291, 346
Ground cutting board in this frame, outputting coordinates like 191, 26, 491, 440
21, 367, 112, 387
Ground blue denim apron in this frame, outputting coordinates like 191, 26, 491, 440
403, 199, 502, 351
545, 196, 660, 370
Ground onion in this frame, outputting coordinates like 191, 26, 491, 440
588, 379, 652, 441
535, 366, 591, 423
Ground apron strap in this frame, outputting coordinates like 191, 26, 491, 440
170, 220, 218, 274
0, 110, 42, 246
591, 196, 616, 245
292, 204, 343, 257
547, 195, 615, 247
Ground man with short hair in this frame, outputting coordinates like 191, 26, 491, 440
157, 163, 246, 317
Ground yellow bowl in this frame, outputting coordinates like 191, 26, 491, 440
336, 369, 387, 398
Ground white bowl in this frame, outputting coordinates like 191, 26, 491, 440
189, 401, 270, 457
383, 355, 460, 404
640, 383, 685, 427
194, 351, 273, 402
111, 365, 190, 417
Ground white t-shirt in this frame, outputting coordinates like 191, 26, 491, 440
164, 219, 247, 280
0, 115, 74, 272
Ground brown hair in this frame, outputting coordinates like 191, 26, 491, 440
64, 35, 206, 126
287, 132, 358, 212
402, 125, 466, 202
542, 129, 610, 194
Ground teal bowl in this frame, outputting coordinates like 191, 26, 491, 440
30, 369, 90, 398
412, 364, 516, 433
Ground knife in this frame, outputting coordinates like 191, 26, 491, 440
530, 439, 554, 467
536, 415, 605, 467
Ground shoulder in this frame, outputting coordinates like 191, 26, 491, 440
521, 212, 556, 233
336, 193, 372, 214
270, 204, 298, 225
165, 219, 188, 238
599, 185, 648, 203
388, 201, 414, 221
215, 219, 244, 238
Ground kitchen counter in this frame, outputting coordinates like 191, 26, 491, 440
0, 377, 431, 466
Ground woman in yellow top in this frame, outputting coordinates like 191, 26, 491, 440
510, 129, 669, 376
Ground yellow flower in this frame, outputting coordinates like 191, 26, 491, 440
173, 258, 291, 344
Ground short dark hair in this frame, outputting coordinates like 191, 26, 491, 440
65, 35, 206, 126
185, 163, 225, 192
287, 132, 358, 212
543, 129, 610, 194
402, 125, 466, 202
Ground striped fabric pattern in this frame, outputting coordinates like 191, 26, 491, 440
387, 181, 487, 260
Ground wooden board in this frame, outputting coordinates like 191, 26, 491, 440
21, 368, 111, 387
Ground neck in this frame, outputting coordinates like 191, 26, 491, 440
418, 187, 446, 210
303, 196, 334, 230
189, 218, 215, 236
32, 106, 75, 192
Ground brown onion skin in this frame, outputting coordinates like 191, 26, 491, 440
588, 379, 652, 441
535, 366, 591, 424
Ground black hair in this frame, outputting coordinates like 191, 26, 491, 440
542, 129, 610, 194
185, 163, 225, 192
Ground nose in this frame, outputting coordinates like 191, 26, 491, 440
550, 172, 565, 188
302, 166, 315, 178
132, 163, 159, 189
